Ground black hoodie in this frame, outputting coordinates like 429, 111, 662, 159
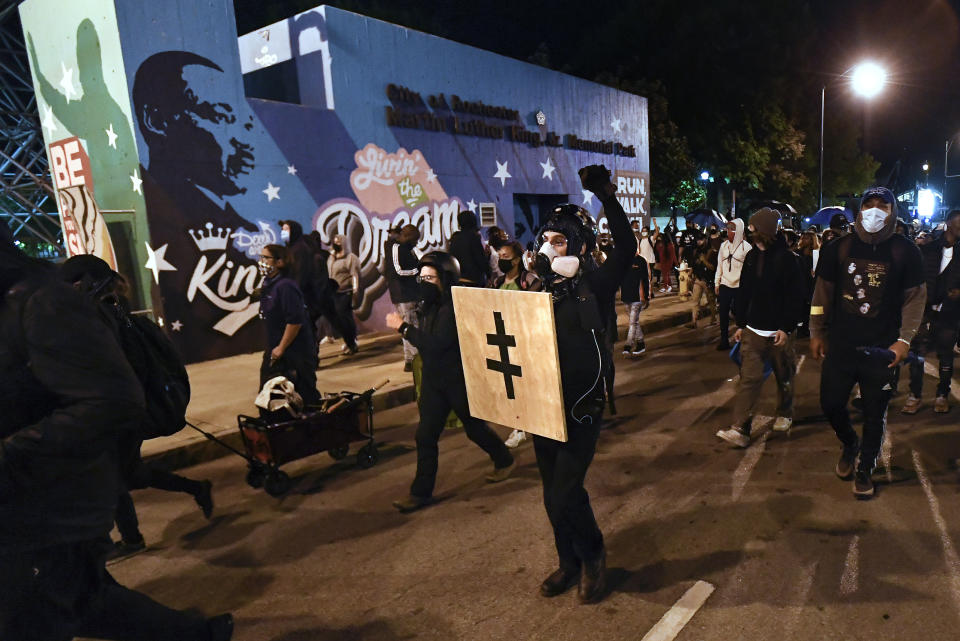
1, 246, 144, 552
734, 232, 806, 334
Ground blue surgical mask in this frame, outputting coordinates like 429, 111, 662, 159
861, 207, 888, 234
280, 229, 291, 243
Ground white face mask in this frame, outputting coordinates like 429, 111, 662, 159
538, 242, 581, 278
861, 207, 888, 233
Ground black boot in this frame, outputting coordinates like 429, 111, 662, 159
194, 480, 214, 520
578, 549, 606, 604
207, 613, 233, 641
540, 564, 580, 597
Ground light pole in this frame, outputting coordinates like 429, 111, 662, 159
819, 61, 887, 210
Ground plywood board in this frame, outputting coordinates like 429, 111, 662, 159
452, 287, 567, 442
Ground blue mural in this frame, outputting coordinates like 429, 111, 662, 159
109, 1, 649, 362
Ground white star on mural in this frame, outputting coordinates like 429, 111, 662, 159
144, 242, 176, 284
170, 320, 183, 331
540, 158, 556, 180
493, 160, 511, 187
130, 168, 143, 194
58, 61, 77, 102
41, 104, 57, 137
466, 199, 477, 212
105, 123, 118, 149
263, 182, 280, 201
581, 189, 594, 206
610, 118, 622, 133
425, 168, 436, 183
287, 164, 297, 175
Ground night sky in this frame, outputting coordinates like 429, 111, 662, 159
235, 0, 960, 204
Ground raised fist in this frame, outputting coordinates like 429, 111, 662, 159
579, 165, 614, 196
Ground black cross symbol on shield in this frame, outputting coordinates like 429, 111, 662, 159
485, 311, 522, 400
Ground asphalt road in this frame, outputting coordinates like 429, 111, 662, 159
101, 323, 960, 641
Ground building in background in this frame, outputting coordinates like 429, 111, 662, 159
20, 0, 649, 362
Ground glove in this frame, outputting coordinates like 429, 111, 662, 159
579, 165, 612, 195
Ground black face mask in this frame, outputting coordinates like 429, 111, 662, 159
419, 281, 441, 304
332, 243, 342, 252
498, 258, 517, 274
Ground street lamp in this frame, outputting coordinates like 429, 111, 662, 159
819, 61, 888, 210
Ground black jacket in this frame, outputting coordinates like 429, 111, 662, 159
284, 221, 327, 313
554, 193, 636, 411
448, 230, 490, 285
919, 236, 960, 321
401, 297, 462, 381
734, 233, 806, 333
383, 239, 420, 303
0, 275, 145, 552
620, 255, 649, 303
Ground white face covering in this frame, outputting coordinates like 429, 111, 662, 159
538, 242, 581, 278
861, 207, 888, 233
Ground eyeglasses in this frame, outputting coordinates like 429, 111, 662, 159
417, 274, 440, 283
259, 255, 277, 261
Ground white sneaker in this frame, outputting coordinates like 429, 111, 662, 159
504, 430, 528, 448
772, 416, 793, 432
319, 336, 333, 344
716, 427, 750, 448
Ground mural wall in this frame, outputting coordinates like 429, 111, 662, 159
22, 0, 649, 363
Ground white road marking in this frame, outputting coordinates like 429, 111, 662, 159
912, 450, 960, 615
731, 418, 772, 501
881, 432, 893, 485
640, 580, 715, 641
780, 562, 818, 638
839, 535, 860, 595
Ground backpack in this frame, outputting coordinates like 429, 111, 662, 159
111, 308, 191, 439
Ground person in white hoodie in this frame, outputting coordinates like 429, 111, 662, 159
714, 218, 751, 350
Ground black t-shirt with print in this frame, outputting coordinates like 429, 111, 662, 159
818, 233, 923, 350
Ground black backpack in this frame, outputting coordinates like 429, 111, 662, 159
110, 308, 191, 439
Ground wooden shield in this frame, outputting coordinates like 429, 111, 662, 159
452, 287, 567, 442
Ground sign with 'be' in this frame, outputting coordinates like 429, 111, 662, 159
452, 287, 567, 442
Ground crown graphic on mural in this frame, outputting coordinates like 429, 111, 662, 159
189, 222, 232, 252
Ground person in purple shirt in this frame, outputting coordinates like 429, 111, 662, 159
258, 244, 319, 405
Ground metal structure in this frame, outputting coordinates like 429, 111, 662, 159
0, 4, 62, 254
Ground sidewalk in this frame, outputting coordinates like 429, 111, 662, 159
143, 291, 705, 469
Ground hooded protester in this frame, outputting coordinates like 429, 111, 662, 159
59, 255, 213, 560
528, 165, 635, 605
902, 209, 960, 414
716, 208, 806, 448
810, 186, 925, 499
448, 210, 490, 286
0, 230, 233, 640
688, 231, 719, 329
714, 218, 752, 350
327, 233, 361, 354
383, 224, 422, 371
386, 252, 514, 513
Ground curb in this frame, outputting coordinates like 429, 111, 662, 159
146, 301, 697, 471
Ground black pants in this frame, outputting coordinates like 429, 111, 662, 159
909, 318, 959, 398
410, 376, 513, 498
0, 539, 208, 641
260, 349, 320, 406
333, 291, 358, 349
533, 406, 604, 569
717, 284, 737, 346
821, 350, 894, 473
115, 461, 205, 543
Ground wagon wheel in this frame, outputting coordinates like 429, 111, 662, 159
264, 470, 292, 497
328, 445, 350, 460
356, 443, 379, 469
246, 465, 266, 489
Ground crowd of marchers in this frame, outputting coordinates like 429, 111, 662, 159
6, 170, 960, 639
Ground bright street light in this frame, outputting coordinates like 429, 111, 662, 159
851, 62, 887, 98
700, 171, 710, 181
923, 162, 930, 172
819, 60, 888, 210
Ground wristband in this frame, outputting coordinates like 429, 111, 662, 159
896, 337, 910, 346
